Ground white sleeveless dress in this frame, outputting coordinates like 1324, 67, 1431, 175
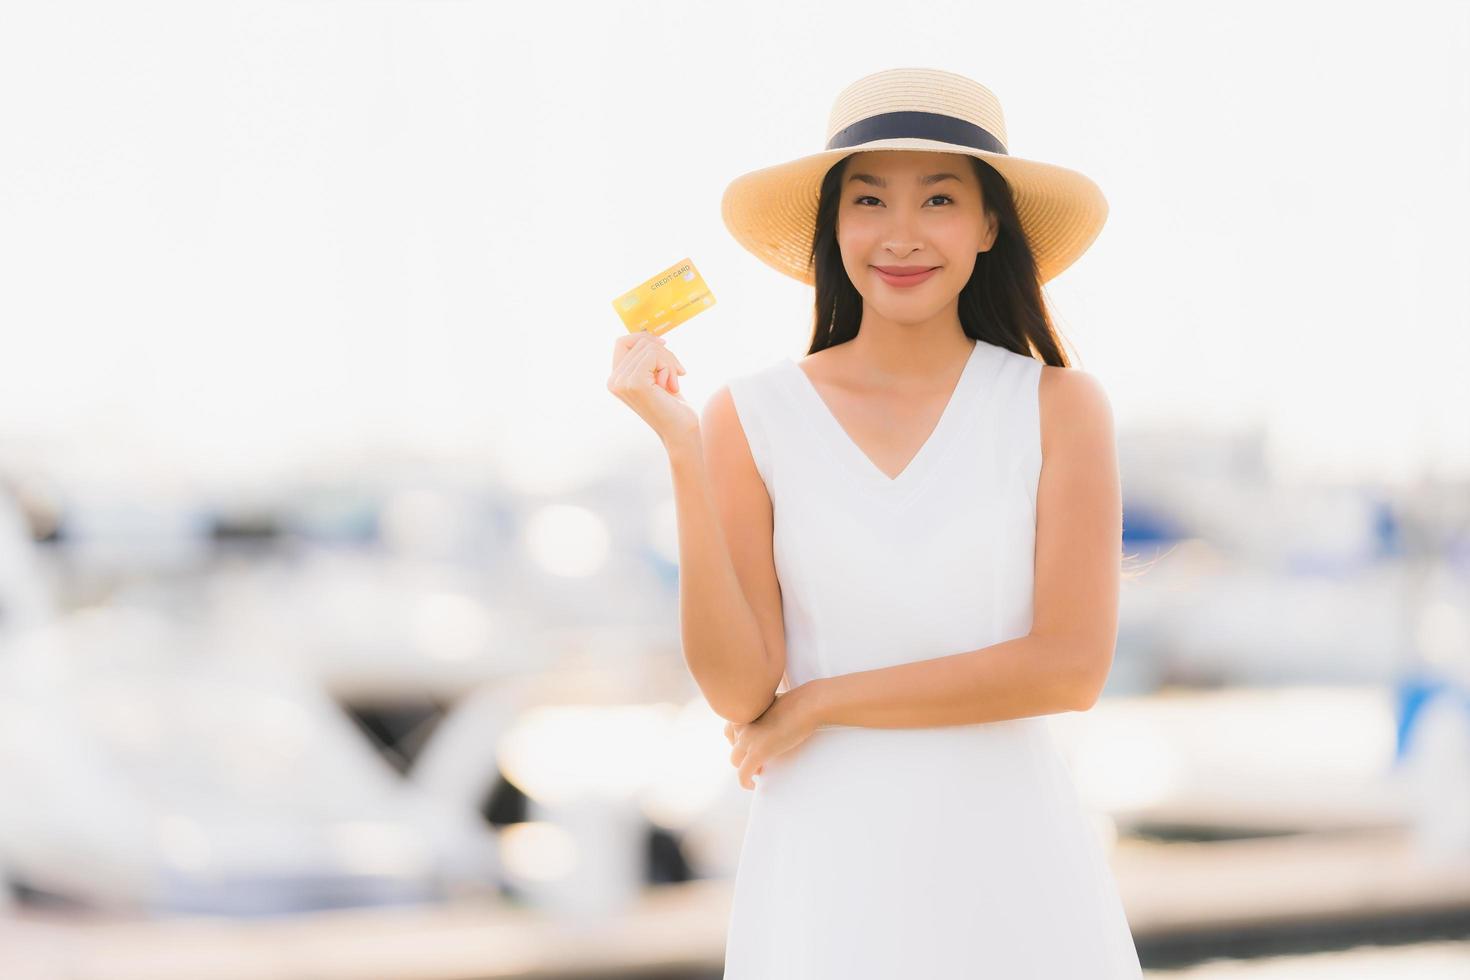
720, 338, 1143, 978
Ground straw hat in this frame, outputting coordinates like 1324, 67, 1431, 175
720, 67, 1109, 286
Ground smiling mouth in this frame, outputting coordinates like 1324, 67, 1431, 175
871, 265, 941, 286
872, 266, 939, 276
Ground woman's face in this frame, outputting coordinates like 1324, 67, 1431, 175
835, 150, 998, 321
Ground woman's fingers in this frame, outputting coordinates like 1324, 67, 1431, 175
620, 338, 666, 387
611, 334, 660, 382
612, 330, 656, 366
647, 342, 683, 393
738, 751, 762, 790
724, 723, 763, 788
629, 338, 682, 390
606, 332, 698, 444
611, 331, 684, 394
633, 331, 685, 377
611, 331, 664, 371
657, 344, 685, 375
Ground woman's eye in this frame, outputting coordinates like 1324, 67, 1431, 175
852, 195, 953, 207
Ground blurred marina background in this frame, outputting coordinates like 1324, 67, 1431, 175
1, 1, 1468, 977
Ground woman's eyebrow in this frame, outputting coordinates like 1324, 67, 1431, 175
845, 173, 963, 188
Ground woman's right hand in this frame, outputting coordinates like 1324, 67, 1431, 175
608, 330, 697, 446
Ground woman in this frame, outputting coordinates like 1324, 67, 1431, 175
608, 67, 1141, 978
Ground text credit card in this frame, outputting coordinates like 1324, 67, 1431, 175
611, 256, 716, 336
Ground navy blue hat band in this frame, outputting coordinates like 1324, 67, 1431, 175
825, 110, 1008, 155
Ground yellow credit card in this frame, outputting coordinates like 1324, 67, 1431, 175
611, 256, 716, 335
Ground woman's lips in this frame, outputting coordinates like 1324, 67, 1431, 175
872, 266, 939, 288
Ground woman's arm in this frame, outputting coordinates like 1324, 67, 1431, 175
793, 365, 1122, 729
667, 388, 788, 725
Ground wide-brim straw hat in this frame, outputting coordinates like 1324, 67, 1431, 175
720, 67, 1109, 286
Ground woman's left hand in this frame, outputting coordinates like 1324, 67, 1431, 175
722, 683, 823, 790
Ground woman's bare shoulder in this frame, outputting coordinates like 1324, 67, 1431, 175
1038, 362, 1114, 456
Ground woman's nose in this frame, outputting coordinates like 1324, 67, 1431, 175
883, 225, 922, 253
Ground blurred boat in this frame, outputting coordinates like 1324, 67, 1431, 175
0, 604, 501, 916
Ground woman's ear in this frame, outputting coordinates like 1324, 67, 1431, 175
979, 211, 999, 253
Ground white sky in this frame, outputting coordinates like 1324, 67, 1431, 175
1, 0, 1466, 496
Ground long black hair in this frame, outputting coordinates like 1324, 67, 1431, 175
807, 153, 1072, 367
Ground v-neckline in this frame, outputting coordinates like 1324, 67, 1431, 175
783, 340, 988, 496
